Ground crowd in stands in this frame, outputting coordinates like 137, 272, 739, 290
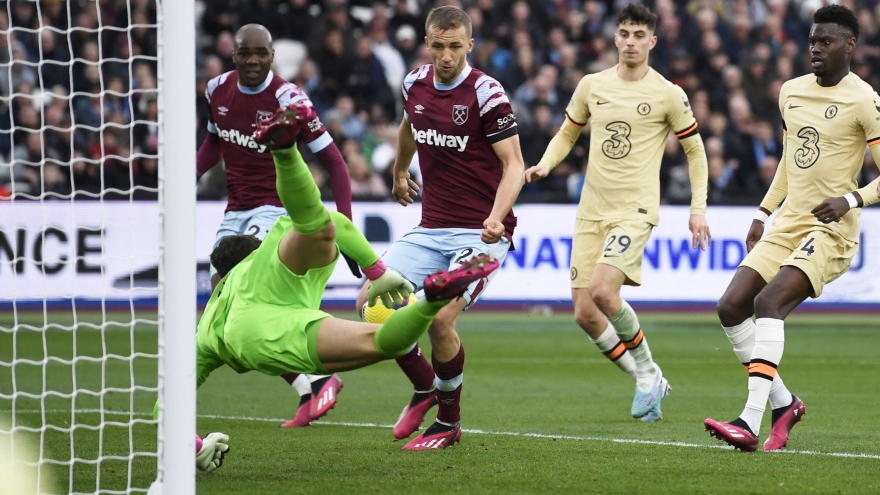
2, 0, 879, 205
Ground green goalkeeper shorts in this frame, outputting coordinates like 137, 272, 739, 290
215, 217, 339, 376
222, 304, 332, 376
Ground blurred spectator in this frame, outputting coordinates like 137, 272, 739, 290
347, 152, 389, 200
346, 35, 393, 114
5, 0, 880, 204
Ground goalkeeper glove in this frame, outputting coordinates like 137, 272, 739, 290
364, 259, 413, 309
196, 432, 230, 473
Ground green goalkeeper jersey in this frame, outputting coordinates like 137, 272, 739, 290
196, 215, 336, 387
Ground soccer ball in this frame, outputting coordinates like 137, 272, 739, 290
361, 293, 418, 323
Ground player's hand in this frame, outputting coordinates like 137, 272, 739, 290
688, 214, 711, 250
811, 197, 849, 224
196, 432, 230, 473
523, 164, 550, 183
745, 220, 764, 253
367, 268, 414, 309
481, 218, 504, 244
392, 173, 420, 206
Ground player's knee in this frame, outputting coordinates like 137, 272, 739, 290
752, 290, 780, 318
589, 285, 618, 316
716, 294, 747, 324
573, 304, 604, 332
428, 312, 457, 338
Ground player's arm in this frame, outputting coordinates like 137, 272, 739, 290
198, 79, 224, 179
329, 210, 414, 307
485, 135, 525, 243
299, 108, 354, 220
680, 133, 711, 250
526, 76, 590, 182
197, 131, 222, 179
526, 120, 583, 183
748, 132, 789, 251
391, 117, 420, 206
668, 86, 710, 249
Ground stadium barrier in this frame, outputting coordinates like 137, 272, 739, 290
1, 202, 878, 309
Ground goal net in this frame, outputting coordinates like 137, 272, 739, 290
0, 1, 195, 494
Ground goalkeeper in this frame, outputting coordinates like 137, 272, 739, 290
178, 103, 499, 471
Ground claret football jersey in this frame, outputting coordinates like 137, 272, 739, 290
402, 64, 519, 240
206, 70, 334, 212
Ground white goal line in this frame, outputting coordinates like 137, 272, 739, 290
12, 409, 880, 461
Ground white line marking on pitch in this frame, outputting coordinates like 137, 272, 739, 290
10, 409, 880, 460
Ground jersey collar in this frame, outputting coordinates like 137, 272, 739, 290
237, 70, 274, 94
433, 64, 471, 91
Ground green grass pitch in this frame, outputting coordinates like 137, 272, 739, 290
2, 310, 879, 494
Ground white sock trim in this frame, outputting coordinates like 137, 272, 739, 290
435, 373, 463, 392
292, 374, 312, 397
755, 318, 785, 342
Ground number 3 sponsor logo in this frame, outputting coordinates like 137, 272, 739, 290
601, 121, 632, 159
794, 126, 820, 169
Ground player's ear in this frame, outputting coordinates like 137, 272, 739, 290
467, 38, 474, 53
649, 35, 657, 50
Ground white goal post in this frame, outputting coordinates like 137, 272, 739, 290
156, 0, 196, 493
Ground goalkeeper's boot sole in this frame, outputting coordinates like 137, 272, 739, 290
424, 254, 499, 302
310, 374, 343, 420
763, 395, 805, 451
402, 422, 461, 450
704, 418, 759, 452
393, 389, 439, 440
281, 399, 312, 427
253, 103, 316, 149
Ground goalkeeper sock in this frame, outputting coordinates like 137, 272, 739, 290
374, 298, 443, 358
724, 319, 792, 410
272, 146, 331, 235
610, 300, 654, 374
590, 321, 637, 381
329, 211, 379, 268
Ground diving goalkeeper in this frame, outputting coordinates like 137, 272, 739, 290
177, 103, 499, 472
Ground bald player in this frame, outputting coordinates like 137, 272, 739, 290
197, 24, 352, 428
706, 4, 880, 452
525, 3, 711, 422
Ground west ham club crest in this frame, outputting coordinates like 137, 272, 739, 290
452, 105, 468, 125
256, 110, 274, 125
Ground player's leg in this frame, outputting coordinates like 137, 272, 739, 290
356, 281, 439, 436
589, 220, 667, 420
358, 232, 449, 440
706, 266, 812, 451
716, 264, 792, 415
315, 255, 500, 370
571, 220, 639, 383
401, 236, 512, 450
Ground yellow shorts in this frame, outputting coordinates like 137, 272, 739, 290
740, 230, 857, 298
570, 218, 654, 288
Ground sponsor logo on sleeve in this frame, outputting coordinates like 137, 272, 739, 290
497, 113, 516, 130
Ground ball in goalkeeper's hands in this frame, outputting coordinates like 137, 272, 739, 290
362, 293, 418, 323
